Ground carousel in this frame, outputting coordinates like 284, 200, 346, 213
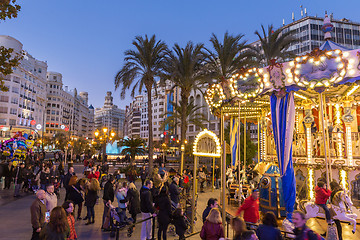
204, 14, 360, 230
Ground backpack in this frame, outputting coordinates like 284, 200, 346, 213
303, 228, 325, 240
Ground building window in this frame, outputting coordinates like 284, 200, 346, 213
0, 119, 6, 125
0, 107, 8, 114
0, 95, 9, 103
9, 119, 16, 126
10, 108, 17, 115
12, 87, 19, 93
11, 97, 18, 104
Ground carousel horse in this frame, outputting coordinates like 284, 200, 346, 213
226, 167, 234, 188
301, 190, 357, 234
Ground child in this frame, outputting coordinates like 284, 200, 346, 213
172, 208, 187, 240
315, 181, 332, 223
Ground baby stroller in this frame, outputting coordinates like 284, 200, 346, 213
108, 203, 134, 238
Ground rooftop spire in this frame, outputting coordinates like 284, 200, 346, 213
322, 11, 334, 41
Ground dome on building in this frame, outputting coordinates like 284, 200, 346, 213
89, 104, 94, 110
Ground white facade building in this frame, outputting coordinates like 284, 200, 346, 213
0, 35, 47, 139
45, 72, 94, 138
95, 91, 125, 138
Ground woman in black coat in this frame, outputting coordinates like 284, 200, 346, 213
67, 176, 84, 220
84, 179, 100, 225
172, 208, 187, 240
127, 182, 141, 222
155, 186, 172, 240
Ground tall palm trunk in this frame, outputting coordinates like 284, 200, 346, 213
146, 85, 154, 172
180, 92, 189, 144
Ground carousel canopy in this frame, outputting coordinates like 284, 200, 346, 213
205, 14, 360, 116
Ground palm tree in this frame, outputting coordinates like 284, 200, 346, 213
204, 32, 256, 83
254, 25, 298, 65
163, 42, 208, 144
115, 35, 168, 172
119, 138, 147, 164
160, 100, 208, 133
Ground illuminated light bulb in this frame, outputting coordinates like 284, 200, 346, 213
335, 49, 341, 54
287, 78, 293, 83
265, 82, 270, 87
338, 63, 344, 68
295, 70, 300, 75
310, 83, 315, 89
336, 57, 341, 62
295, 57, 301, 62
349, 59, 355, 64
327, 51, 333, 55
348, 65, 353, 69
285, 69, 291, 74
315, 61, 320, 65
320, 56, 326, 61
302, 56, 308, 60
259, 69, 263, 73
309, 58, 314, 63
343, 52, 349, 57
289, 61, 295, 66
349, 69, 355, 75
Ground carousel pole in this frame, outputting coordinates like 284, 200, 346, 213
257, 116, 260, 163
220, 110, 224, 206
319, 93, 330, 189
323, 94, 333, 181
238, 101, 241, 183
243, 114, 247, 182
212, 157, 215, 192
222, 140, 226, 228
191, 155, 197, 233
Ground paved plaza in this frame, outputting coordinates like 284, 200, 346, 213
0, 164, 359, 240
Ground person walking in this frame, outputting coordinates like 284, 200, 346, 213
45, 184, 58, 213
49, 164, 59, 184
62, 201, 77, 240
40, 167, 50, 191
236, 189, 260, 225
67, 176, 84, 220
169, 176, 181, 208
3, 161, 14, 189
200, 208, 225, 240
127, 182, 141, 223
140, 165, 148, 186
102, 175, 115, 230
256, 212, 283, 240
140, 180, 156, 240
292, 210, 321, 240
30, 189, 47, 240
155, 186, 172, 240
63, 167, 75, 201
198, 167, 206, 193
14, 162, 25, 197
39, 206, 70, 240
115, 181, 128, 224
84, 178, 100, 225
230, 217, 246, 240
172, 208, 187, 240
315, 181, 332, 224
58, 161, 65, 188
202, 198, 219, 223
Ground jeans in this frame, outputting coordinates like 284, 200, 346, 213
102, 200, 110, 228
87, 206, 95, 221
158, 223, 168, 240
14, 183, 22, 196
318, 204, 331, 221
141, 212, 152, 240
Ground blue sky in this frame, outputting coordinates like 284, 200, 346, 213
1, 0, 360, 108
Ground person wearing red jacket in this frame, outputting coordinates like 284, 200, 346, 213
315, 181, 332, 223
87, 166, 100, 180
236, 189, 260, 224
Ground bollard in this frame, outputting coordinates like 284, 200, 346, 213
152, 216, 156, 240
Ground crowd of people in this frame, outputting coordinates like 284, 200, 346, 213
0, 153, 350, 240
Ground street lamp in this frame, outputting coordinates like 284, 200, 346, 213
94, 127, 115, 164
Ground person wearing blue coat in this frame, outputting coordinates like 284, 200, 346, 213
256, 212, 283, 240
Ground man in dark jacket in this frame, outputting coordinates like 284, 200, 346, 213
202, 198, 218, 222
140, 180, 156, 240
63, 167, 75, 200
3, 161, 14, 189
102, 175, 115, 230
169, 177, 181, 207
14, 162, 25, 197
30, 189, 47, 240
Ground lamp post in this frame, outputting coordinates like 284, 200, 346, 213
94, 127, 115, 164
180, 144, 185, 175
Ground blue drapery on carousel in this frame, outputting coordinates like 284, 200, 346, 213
270, 92, 296, 220
230, 118, 239, 166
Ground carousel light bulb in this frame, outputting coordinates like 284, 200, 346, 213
343, 52, 349, 57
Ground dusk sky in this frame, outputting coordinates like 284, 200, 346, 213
1, 0, 360, 109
